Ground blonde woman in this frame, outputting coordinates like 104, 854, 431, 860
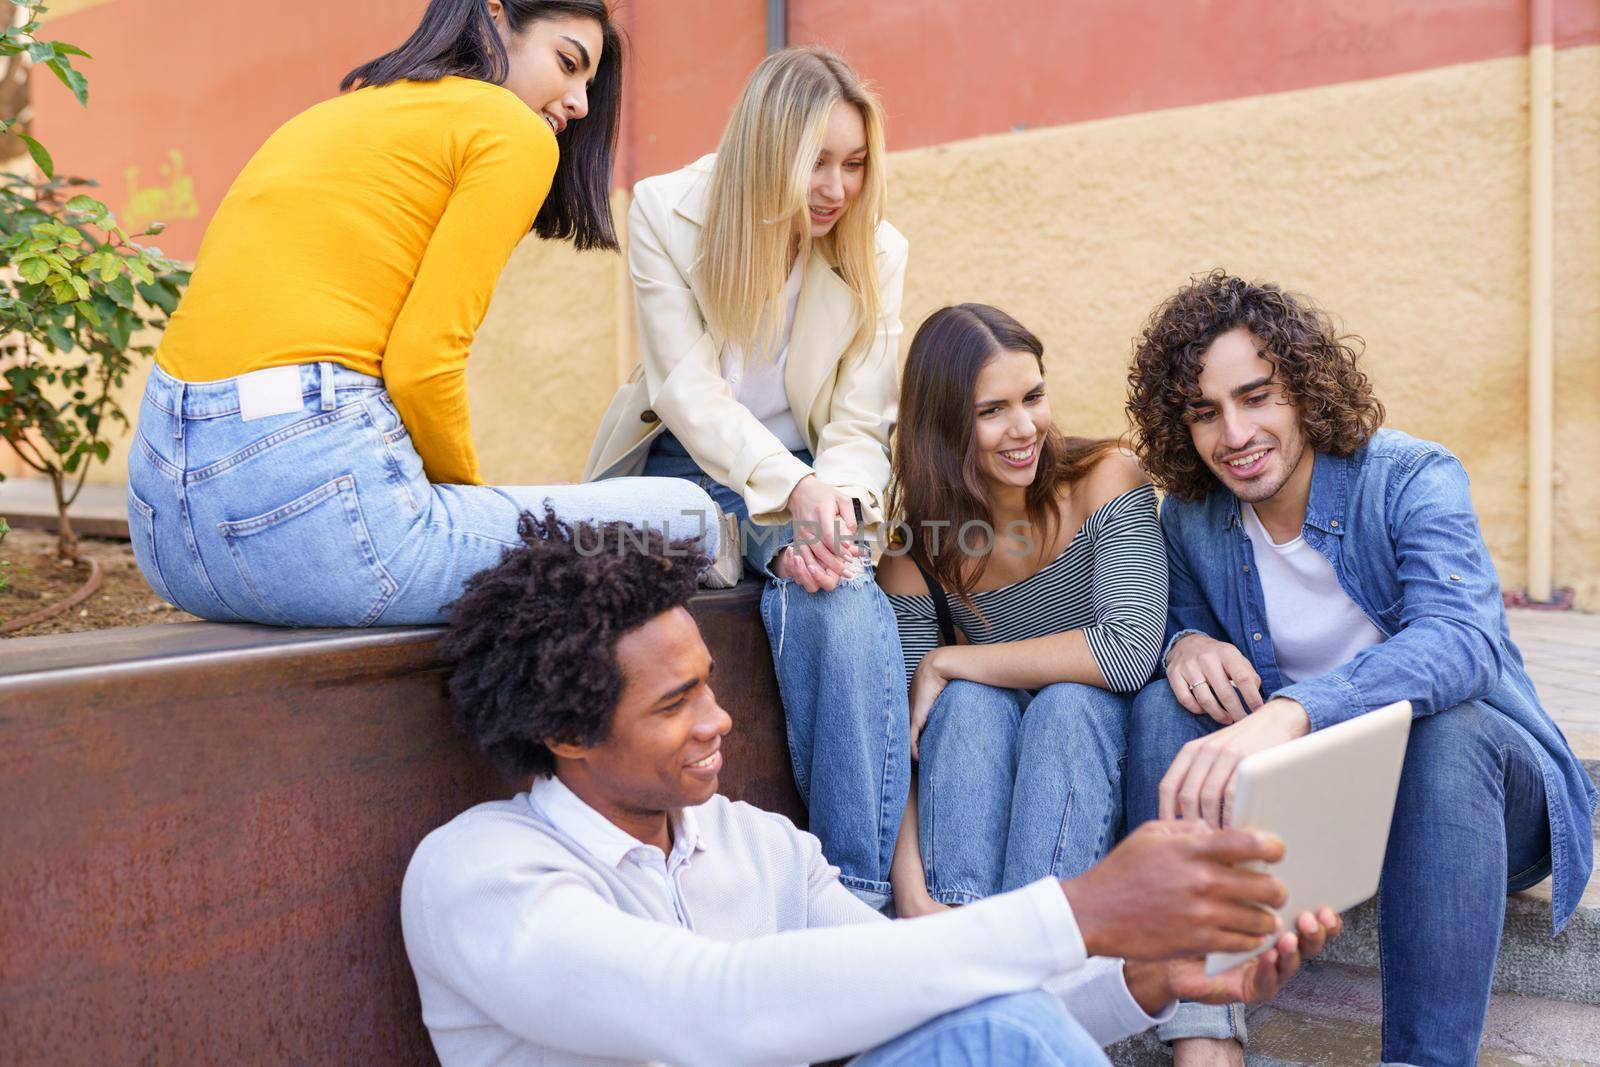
585, 46, 909, 908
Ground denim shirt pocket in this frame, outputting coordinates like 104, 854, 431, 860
1374, 593, 1406, 632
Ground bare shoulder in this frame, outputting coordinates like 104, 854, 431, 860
1078, 447, 1151, 514
874, 549, 929, 596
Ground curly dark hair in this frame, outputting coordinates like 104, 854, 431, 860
441, 508, 706, 778
1126, 270, 1385, 502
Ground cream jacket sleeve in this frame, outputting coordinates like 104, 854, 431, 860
628, 183, 815, 518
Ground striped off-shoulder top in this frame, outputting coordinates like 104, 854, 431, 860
886, 483, 1168, 693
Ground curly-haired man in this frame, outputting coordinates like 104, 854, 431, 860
399, 508, 1339, 1067
1123, 272, 1596, 1067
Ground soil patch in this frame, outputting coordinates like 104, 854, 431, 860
1, 528, 199, 637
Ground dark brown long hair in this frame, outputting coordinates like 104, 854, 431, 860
341, 0, 624, 251
888, 304, 1116, 605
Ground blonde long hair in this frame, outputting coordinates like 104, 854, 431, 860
701, 46, 889, 362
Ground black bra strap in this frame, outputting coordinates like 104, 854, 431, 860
909, 555, 959, 647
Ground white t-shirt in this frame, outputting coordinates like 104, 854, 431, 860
1241, 503, 1385, 684
719, 258, 806, 451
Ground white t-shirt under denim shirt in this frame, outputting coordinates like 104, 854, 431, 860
719, 259, 806, 451
399, 774, 1172, 1067
1242, 503, 1385, 683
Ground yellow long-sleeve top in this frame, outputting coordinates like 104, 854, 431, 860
157, 76, 557, 485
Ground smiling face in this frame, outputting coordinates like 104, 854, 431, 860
547, 607, 731, 847
971, 348, 1052, 494
491, 6, 603, 135
1187, 326, 1310, 508
804, 102, 868, 237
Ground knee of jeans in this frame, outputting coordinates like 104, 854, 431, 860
1027, 683, 1129, 734
778, 563, 885, 619
1129, 679, 1213, 749
1132, 677, 1184, 716
964, 991, 1097, 1058
1399, 701, 1501, 802
933, 679, 1019, 719
923, 681, 1019, 754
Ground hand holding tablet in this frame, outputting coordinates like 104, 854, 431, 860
1201, 699, 1414, 975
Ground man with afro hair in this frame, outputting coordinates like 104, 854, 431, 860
400, 508, 1338, 1067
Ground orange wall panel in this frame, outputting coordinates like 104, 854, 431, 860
615, 0, 766, 184
34, 0, 426, 260
790, 0, 1600, 153
29, 0, 1600, 260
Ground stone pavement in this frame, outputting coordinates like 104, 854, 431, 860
1511, 608, 1600, 769
0, 478, 129, 538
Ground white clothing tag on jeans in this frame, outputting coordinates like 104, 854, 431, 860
237, 365, 306, 422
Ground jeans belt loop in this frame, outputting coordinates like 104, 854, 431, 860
172, 381, 185, 440
320, 361, 336, 411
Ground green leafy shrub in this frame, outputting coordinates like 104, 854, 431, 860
0, 515, 11, 592
0, 1, 188, 562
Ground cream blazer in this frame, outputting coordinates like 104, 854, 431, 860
583, 155, 908, 531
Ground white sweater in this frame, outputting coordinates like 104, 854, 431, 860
400, 778, 1170, 1066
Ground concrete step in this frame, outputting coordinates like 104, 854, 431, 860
1320, 806, 1600, 1005
1247, 961, 1600, 1066
1108, 962, 1600, 1066
1110, 793, 1599, 1065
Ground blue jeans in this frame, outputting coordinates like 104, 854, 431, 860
919, 681, 1129, 904
643, 433, 909, 908
127, 363, 719, 626
1126, 680, 1553, 1066
849, 991, 1108, 1066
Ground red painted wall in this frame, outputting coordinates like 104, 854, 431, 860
789, 0, 1600, 152
33, 0, 426, 260
614, 0, 766, 186
29, 0, 1600, 260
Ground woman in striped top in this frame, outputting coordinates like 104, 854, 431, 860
876, 304, 1168, 916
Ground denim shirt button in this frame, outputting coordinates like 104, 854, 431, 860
1243, 564, 1251, 574
1330, 519, 1340, 528
1253, 632, 1263, 641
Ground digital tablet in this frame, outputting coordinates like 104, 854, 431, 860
1204, 699, 1413, 976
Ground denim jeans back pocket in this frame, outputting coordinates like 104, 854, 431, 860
218, 474, 398, 626
126, 485, 176, 607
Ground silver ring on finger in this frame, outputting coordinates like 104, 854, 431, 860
1188, 678, 1210, 692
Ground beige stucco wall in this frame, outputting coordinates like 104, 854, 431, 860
71, 48, 1600, 604
1552, 47, 1600, 607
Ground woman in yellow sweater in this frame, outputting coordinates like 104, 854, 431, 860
127, 0, 716, 626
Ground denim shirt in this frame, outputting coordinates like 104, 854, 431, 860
1160, 429, 1597, 933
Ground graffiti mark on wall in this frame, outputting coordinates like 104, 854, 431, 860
1289, 16, 1397, 61
121, 148, 197, 233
